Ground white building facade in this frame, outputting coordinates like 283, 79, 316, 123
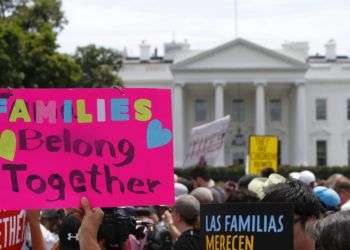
120, 38, 350, 168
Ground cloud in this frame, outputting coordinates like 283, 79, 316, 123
57, 0, 350, 56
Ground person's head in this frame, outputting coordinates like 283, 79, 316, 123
175, 182, 189, 197
313, 186, 341, 212
176, 177, 193, 193
334, 182, 350, 205
41, 209, 64, 234
190, 167, 210, 188
327, 174, 350, 188
134, 206, 159, 223
261, 167, 275, 178
190, 187, 214, 203
310, 211, 350, 250
262, 180, 322, 250
237, 174, 257, 190
226, 189, 259, 203
58, 213, 81, 250
248, 173, 286, 200
289, 172, 301, 180
299, 170, 316, 188
171, 194, 200, 232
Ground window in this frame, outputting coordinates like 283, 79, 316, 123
347, 99, 350, 120
195, 99, 207, 122
232, 152, 245, 166
270, 99, 282, 122
316, 140, 327, 166
316, 98, 327, 120
232, 99, 245, 122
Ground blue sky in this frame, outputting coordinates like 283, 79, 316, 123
57, 0, 350, 56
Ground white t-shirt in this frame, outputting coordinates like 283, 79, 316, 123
24, 224, 58, 250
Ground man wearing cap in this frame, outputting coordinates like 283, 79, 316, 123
299, 170, 316, 188
313, 186, 341, 212
166, 194, 200, 250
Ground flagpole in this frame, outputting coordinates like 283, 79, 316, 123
235, 0, 238, 38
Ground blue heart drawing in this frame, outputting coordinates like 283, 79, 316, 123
147, 119, 172, 149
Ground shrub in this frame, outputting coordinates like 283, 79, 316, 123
175, 165, 350, 182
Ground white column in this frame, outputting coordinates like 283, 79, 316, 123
254, 81, 267, 135
214, 81, 226, 119
295, 80, 308, 166
173, 82, 185, 168
213, 81, 226, 167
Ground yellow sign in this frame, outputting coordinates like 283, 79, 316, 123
249, 135, 278, 175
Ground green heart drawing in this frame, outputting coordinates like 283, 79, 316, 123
0, 130, 16, 161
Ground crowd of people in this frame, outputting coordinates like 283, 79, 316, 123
3, 166, 350, 250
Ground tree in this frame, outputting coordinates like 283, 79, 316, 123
0, 0, 82, 88
13, 0, 67, 32
74, 44, 123, 87
0, 20, 25, 87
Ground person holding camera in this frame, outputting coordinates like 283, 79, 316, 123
164, 194, 200, 250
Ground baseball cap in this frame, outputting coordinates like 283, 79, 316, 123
313, 186, 340, 211
58, 214, 81, 250
299, 170, 316, 186
175, 183, 189, 197
174, 195, 200, 221
190, 187, 214, 203
289, 172, 301, 180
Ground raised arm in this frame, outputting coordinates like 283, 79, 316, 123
78, 197, 104, 250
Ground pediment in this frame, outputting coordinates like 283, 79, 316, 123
310, 128, 332, 137
171, 38, 308, 71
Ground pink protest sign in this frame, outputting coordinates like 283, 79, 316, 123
0, 88, 174, 209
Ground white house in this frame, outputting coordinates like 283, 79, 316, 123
119, 38, 350, 168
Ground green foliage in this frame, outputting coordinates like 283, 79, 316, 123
0, 21, 25, 87
0, 0, 123, 88
175, 165, 350, 182
1, 0, 66, 31
0, 0, 83, 88
74, 44, 123, 87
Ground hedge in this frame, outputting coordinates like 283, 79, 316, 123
175, 166, 350, 182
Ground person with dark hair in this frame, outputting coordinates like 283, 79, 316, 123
310, 211, 350, 250
260, 167, 275, 178
262, 180, 322, 250
190, 167, 210, 188
56, 213, 81, 250
237, 174, 257, 190
41, 209, 65, 234
190, 167, 225, 203
226, 189, 259, 203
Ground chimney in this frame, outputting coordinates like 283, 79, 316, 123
164, 39, 190, 61
325, 39, 337, 61
282, 41, 309, 60
139, 40, 151, 62
153, 48, 158, 58
122, 47, 128, 58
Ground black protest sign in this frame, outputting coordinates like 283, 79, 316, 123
201, 203, 293, 250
